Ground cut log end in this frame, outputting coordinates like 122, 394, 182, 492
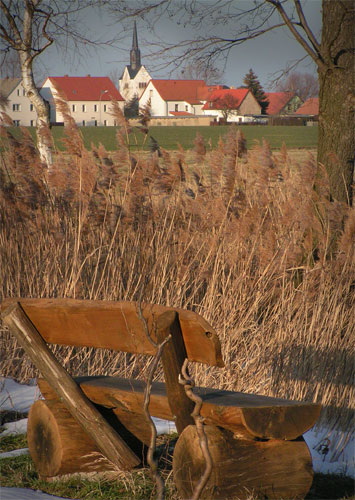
28, 400, 118, 477
173, 425, 313, 500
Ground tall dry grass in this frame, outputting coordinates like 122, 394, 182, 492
0, 105, 354, 437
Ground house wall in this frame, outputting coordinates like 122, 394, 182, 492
239, 92, 262, 115
129, 115, 214, 126
281, 95, 303, 114
119, 65, 151, 102
4, 82, 37, 126
202, 108, 255, 123
139, 83, 167, 116
40, 79, 124, 126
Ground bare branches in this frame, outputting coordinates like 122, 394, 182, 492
179, 358, 213, 500
143, 333, 171, 500
266, 0, 325, 69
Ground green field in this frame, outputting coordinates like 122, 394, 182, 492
5, 124, 318, 152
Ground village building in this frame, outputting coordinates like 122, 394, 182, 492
139, 79, 228, 117
119, 22, 152, 103
40, 75, 124, 126
265, 92, 302, 115
201, 88, 261, 122
295, 97, 319, 117
0, 77, 38, 126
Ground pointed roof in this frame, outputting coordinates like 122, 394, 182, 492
44, 76, 124, 101
265, 92, 296, 115
295, 97, 319, 115
202, 88, 249, 110
132, 20, 139, 50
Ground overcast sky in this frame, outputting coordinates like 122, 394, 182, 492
35, 0, 322, 90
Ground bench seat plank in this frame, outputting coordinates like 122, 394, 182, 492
70, 376, 320, 440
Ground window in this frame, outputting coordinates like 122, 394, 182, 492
13, 120, 20, 126
72, 104, 76, 112
94, 104, 97, 112
17, 89, 20, 96
185, 105, 188, 112
82, 120, 86, 126
30, 120, 35, 127
12, 104, 21, 111
30, 104, 34, 112
23, 89, 26, 96
175, 104, 179, 112
124, 83, 129, 89
139, 82, 147, 89
82, 104, 86, 112
94, 120, 97, 126
103, 104, 107, 112
104, 120, 107, 126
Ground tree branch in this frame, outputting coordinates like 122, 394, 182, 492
294, 0, 321, 55
266, 0, 326, 70
0, 1, 22, 45
179, 358, 213, 500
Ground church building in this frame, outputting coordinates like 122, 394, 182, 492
119, 22, 151, 103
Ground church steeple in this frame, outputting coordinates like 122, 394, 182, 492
130, 21, 141, 71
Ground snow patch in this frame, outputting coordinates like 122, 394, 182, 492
0, 488, 72, 500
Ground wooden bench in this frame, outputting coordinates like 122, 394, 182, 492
1, 298, 321, 499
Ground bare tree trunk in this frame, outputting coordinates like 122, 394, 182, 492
318, 0, 354, 205
19, 53, 53, 167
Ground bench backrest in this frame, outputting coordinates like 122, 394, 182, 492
2, 298, 224, 367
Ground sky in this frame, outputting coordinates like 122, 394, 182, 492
9, 1, 323, 90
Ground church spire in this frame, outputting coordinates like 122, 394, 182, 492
130, 21, 141, 71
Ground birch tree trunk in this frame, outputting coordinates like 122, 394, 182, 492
20, 4, 53, 167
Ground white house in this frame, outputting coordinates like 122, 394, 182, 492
201, 88, 261, 122
119, 22, 152, 103
0, 77, 38, 126
40, 75, 125, 126
139, 79, 225, 117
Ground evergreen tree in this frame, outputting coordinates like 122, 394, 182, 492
243, 69, 269, 114
124, 95, 139, 118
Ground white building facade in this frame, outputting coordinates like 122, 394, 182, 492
40, 76, 124, 126
0, 77, 38, 126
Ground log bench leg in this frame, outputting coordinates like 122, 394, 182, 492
27, 398, 146, 478
173, 425, 313, 500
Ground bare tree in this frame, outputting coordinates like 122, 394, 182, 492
111, 0, 354, 206
210, 93, 241, 121
0, 1, 109, 166
177, 59, 224, 85
275, 71, 318, 101
0, 47, 21, 78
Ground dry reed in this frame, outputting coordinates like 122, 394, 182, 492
0, 117, 354, 440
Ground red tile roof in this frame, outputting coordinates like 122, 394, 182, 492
147, 79, 207, 101
202, 88, 249, 110
295, 97, 319, 115
169, 111, 194, 116
265, 92, 295, 115
45, 76, 124, 101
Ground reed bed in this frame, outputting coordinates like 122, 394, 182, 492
0, 104, 354, 437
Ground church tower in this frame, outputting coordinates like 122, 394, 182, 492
119, 22, 151, 103
130, 21, 141, 71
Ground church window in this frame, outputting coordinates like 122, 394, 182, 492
124, 83, 128, 89
139, 82, 146, 88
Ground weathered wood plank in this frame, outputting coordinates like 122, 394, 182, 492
156, 311, 194, 434
1, 298, 224, 367
1, 303, 140, 470
76, 376, 321, 440
173, 425, 314, 500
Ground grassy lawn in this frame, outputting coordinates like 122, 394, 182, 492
4, 124, 318, 152
0, 433, 354, 500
